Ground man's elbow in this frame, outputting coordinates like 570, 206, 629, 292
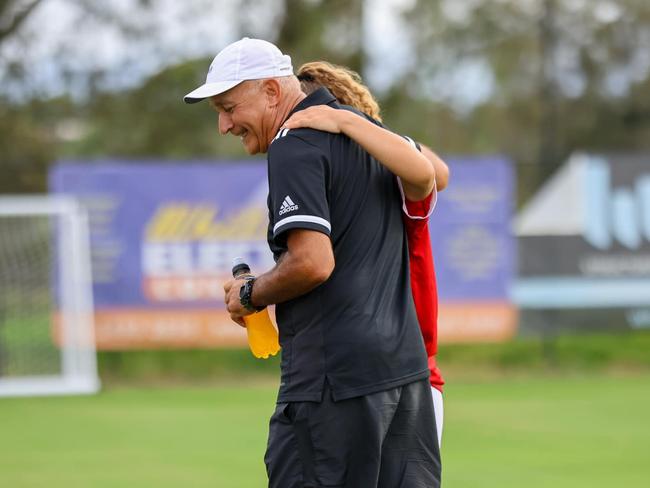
297, 253, 334, 288
286, 229, 335, 288
309, 256, 335, 285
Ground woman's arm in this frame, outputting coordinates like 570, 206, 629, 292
421, 145, 449, 191
282, 105, 436, 201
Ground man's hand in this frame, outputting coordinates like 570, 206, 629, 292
223, 277, 254, 327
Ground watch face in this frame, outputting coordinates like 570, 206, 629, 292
239, 279, 254, 311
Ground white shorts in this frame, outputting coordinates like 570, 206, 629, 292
431, 386, 443, 448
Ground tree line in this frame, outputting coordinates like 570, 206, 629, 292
1, 0, 649, 204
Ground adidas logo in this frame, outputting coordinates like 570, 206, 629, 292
279, 195, 299, 216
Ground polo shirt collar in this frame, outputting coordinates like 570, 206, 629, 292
287, 87, 339, 118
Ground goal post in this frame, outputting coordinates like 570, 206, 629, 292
0, 195, 100, 397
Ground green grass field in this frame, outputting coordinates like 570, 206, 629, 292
1, 373, 648, 487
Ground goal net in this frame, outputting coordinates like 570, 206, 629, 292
0, 195, 99, 396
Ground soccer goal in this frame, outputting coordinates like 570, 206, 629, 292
0, 195, 100, 397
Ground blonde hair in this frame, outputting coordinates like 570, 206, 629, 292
297, 61, 382, 122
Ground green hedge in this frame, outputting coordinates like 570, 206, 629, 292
98, 348, 281, 384
97, 331, 650, 384
437, 330, 650, 370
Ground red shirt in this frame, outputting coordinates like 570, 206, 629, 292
402, 192, 445, 392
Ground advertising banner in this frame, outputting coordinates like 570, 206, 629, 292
429, 157, 517, 342
514, 153, 650, 309
51, 162, 273, 349
513, 153, 650, 333
51, 157, 517, 349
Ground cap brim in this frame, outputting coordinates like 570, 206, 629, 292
183, 80, 243, 104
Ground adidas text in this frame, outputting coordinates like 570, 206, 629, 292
279, 196, 299, 215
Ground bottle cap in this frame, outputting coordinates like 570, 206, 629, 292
232, 256, 251, 277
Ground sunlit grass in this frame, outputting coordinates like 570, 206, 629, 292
0, 373, 648, 487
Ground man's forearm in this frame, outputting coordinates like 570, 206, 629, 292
251, 229, 335, 307
252, 252, 327, 306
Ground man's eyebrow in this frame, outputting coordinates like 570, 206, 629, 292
211, 101, 229, 113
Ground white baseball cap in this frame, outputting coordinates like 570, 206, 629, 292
184, 37, 294, 104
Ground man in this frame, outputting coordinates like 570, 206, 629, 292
184, 38, 440, 487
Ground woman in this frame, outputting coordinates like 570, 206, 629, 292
282, 61, 448, 447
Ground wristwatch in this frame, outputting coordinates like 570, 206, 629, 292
239, 277, 265, 312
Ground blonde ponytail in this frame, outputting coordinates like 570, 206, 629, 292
297, 61, 382, 122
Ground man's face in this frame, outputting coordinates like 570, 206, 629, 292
211, 81, 270, 155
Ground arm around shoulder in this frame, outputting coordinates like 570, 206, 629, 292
336, 111, 436, 200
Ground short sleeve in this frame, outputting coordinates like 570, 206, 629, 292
268, 131, 331, 242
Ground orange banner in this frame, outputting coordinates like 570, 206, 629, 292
57, 303, 515, 350
92, 309, 248, 350
438, 302, 518, 343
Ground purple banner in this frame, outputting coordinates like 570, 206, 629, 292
50, 162, 274, 349
50, 157, 515, 347
429, 157, 515, 301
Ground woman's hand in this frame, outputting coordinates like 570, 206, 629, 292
282, 105, 346, 134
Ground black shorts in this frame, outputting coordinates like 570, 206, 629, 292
265, 378, 441, 488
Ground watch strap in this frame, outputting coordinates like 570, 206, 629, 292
239, 277, 265, 312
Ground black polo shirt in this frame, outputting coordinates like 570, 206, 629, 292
266, 87, 428, 402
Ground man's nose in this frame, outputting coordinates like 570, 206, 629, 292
218, 113, 233, 135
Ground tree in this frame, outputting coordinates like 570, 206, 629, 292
0, 0, 369, 193
0, 0, 42, 44
393, 0, 650, 202
273, 0, 364, 72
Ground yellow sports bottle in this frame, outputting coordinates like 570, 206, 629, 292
231, 257, 280, 359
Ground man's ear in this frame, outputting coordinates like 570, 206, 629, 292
262, 79, 282, 107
